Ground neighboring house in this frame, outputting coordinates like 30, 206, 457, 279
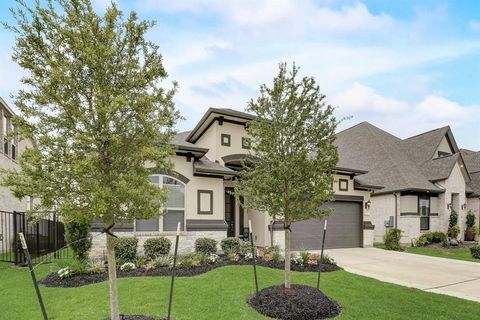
91, 108, 375, 256
336, 122, 479, 245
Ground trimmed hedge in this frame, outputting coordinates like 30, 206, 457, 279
195, 237, 217, 255
114, 237, 138, 263
144, 237, 172, 260
65, 220, 92, 261
384, 228, 402, 251
416, 232, 448, 247
470, 245, 480, 259
221, 237, 241, 253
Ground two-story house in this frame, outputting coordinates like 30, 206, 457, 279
91, 108, 375, 255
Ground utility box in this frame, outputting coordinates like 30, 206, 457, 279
384, 216, 394, 227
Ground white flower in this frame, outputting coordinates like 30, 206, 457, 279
58, 267, 72, 279
206, 253, 219, 264
244, 252, 255, 261
120, 262, 136, 272
291, 256, 304, 265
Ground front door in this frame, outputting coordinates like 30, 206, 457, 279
225, 188, 236, 237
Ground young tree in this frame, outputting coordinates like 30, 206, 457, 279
236, 63, 338, 288
3, 1, 179, 318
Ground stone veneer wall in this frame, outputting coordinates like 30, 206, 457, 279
90, 231, 227, 258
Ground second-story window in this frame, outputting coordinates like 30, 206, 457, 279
11, 124, 16, 160
3, 115, 9, 156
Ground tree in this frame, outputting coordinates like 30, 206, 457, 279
3, 1, 179, 319
65, 219, 93, 261
236, 63, 338, 288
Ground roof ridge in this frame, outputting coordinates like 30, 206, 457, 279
404, 126, 449, 141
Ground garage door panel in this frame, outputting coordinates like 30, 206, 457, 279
291, 201, 362, 250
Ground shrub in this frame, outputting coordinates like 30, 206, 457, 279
470, 245, 480, 259
69, 258, 88, 275
263, 246, 282, 262
239, 241, 252, 256
195, 238, 217, 255
467, 211, 476, 228
87, 260, 105, 274
416, 232, 448, 247
221, 237, 241, 253
65, 220, 92, 261
449, 210, 458, 228
120, 262, 136, 272
290, 255, 304, 265
144, 237, 171, 260
448, 225, 460, 239
225, 247, 239, 261
153, 255, 172, 268
299, 250, 310, 266
114, 237, 138, 263
319, 254, 336, 265
135, 256, 147, 268
384, 228, 402, 251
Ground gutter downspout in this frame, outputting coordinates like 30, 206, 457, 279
394, 192, 399, 228
269, 220, 274, 247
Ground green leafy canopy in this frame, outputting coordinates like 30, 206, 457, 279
236, 63, 339, 227
2, 0, 180, 225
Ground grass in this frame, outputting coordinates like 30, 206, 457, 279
375, 241, 480, 263
405, 246, 480, 263
1, 262, 480, 319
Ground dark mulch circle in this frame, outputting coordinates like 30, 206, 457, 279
41, 257, 341, 288
104, 315, 164, 320
248, 284, 341, 320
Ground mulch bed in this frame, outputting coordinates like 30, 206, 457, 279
104, 315, 163, 320
40, 257, 341, 288
248, 284, 341, 320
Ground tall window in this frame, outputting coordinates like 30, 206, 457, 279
419, 197, 430, 231
11, 124, 16, 160
135, 175, 185, 232
3, 115, 8, 156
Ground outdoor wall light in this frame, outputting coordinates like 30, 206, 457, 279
462, 203, 467, 210
447, 203, 452, 210
365, 200, 371, 210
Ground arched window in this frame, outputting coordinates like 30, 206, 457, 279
135, 175, 185, 232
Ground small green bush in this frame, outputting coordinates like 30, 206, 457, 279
239, 241, 252, 256
448, 225, 460, 239
384, 228, 402, 251
87, 260, 105, 274
153, 255, 172, 268
114, 237, 138, 263
467, 211, 476, 228
195, 237, 217, 255
449, 210, 458, 228
470, 245, 480, 259
65, 220, 92, 261
69, 259, 88, 275
221, 237, 241, 253
144, 237, 171, 260
299, 250, 310, 266
416, 232, 448, 247
319, 254, 336, 265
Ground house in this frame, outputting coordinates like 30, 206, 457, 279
336, 122, 480, 245
91, 108, 375, 255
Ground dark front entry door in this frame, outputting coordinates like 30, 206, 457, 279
225, 188, 236, 237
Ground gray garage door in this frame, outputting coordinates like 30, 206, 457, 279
291, 201, 362, 250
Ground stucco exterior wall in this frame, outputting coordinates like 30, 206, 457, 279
436, 136, 454, 155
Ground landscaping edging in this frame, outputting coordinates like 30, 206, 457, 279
41, 258, 341, 288
248, 284, 341, 320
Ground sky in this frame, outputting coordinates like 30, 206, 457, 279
0, 0, 479, 149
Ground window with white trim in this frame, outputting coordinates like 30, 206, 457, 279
3, 115, 9, 156
135, 174, 185, 232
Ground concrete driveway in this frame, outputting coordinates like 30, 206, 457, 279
326, 247, 480, 302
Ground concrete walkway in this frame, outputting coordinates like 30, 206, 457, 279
326, 247, 480, 302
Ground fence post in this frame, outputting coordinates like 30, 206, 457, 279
13, 211, 18, 265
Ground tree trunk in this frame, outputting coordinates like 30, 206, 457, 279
284, 227, 291, 288
106, 232, 120, 320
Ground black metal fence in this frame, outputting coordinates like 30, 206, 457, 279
0, 210, 68, 265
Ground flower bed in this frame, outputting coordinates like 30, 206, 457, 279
41, 255, 341, 288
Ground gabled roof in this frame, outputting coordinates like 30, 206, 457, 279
468, 172, 480, 197
402, 126, 458, 165
419, 153, 460, 182
335, 122, 443, 194
461, 149, 480, 174
186, 108, 255, 143
193, 157, 237, 177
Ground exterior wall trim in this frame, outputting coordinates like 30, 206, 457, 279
186, 219, 228, 231
334, 194, 364, 202
197, 190, 214, 214
149, 169, 190, 184
363, 221, 375, 230
400, 212, 420, 216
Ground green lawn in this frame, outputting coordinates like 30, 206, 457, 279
1, 261, 479, 320
405, 246, 480, 263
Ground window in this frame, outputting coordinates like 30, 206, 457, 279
198, 190, 213, 214
419, 197, 430, 231
221, 134, 231, 146
135, 174, 185, 232
11, 124, 16, 160
339, 179, 349, 191
3, 115, 8, 156
242, 137, 251, 150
